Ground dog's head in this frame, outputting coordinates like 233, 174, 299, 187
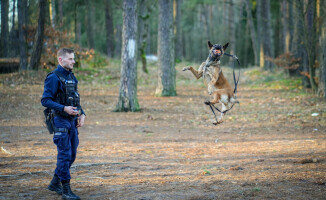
207, 41, 229, 63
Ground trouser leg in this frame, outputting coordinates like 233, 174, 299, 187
53, 116, 72, 181
69, 119, 79, 168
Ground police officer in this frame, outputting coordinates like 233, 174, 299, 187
41, 48, 85, 200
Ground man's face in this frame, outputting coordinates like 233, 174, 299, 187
59, 53, 75, 71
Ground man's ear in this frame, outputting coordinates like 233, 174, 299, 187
58, 57, 62, 65
208, 41, 213, 49
223, 43, 229, 51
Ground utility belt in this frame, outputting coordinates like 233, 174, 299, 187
44, 108, 71, 134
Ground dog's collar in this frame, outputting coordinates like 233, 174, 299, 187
208, 53, 221, 63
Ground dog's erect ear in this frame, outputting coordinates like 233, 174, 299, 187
223, 43, 229, 51
208, 41, 213, 49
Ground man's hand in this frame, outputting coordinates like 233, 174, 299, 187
76, 114, 85, 128
64, 106, 79, 115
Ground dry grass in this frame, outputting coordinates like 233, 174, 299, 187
0, 63, 325, 199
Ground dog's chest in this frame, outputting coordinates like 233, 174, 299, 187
205, 66, 219, 75
204, 65, 219, 82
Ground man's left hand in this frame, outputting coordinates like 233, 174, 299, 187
76, 114, 85, 128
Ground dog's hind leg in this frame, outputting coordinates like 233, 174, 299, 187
205, 91, 221, 105
218, 103, 227, 123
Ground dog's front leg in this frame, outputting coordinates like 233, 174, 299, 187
182, 63, 205, 79
182, 66, 203, 79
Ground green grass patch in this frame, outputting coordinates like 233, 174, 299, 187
245, 68, 303, 91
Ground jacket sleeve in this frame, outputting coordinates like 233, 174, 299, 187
41, 73, 65, 112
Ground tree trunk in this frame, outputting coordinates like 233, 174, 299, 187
115, 24, 122, 58
281, 0, 287, 54
228, 0, 236, 62
18, 0, 27, 70
244, 16, 250, 66
245, 0, 259, 66
305, 0, 318, 92
294, 0, 310, 86
57, 0, 63, 27
29, 0, 46, 70
115, 0, 140, 112
45, 0, 51, 25
317, 0, 326, 97
319, 36, 326, 97
76, 21, 81, 46
156, 0, 176, 97
175, 0, 183, 61
12, 0, 16, 31
1, 0, 9, 58
50, 0, 56, 27
290, 0, 305, 77
261, 0, 274, 70
86, 1, 95, 49
9, 0, 17, 57
257, 0, 263, 67
106, 0, 115, 58
288, 0, 294, 53
74, 2, 78, 44
138, 0, 150, 73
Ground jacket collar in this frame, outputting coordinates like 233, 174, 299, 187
57, 65, 72, 77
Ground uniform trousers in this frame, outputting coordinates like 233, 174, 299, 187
53, 116, 79, 181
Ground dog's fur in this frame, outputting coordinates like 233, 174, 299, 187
182, 41, 238, 124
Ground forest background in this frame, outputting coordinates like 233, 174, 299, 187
0, 0, 326, 99
1, 1, 326, 199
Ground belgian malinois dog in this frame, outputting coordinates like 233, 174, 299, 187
182, 41, 239, 124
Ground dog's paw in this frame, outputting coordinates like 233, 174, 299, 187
204, 100, 211, 105
182, 66, 190, 71
213, 121, 223, 125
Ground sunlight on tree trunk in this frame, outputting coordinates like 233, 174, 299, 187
50, 0, 55, 28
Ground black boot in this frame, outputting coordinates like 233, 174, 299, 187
62, 180, 81, 200
48, 174, 62, 195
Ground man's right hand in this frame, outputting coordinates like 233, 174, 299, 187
64, 106, 79, 116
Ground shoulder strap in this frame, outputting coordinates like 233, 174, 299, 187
53, 70, 66, 83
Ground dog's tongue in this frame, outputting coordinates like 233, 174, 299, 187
214, 49, 222, 56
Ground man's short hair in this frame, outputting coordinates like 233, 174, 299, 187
57, 48, 74, 58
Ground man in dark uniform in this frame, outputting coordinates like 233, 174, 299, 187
41, 48, 85, 200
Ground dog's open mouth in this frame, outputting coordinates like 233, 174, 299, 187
214, 49, 222, 56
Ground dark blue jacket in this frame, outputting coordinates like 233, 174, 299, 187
41, 65, 85, 117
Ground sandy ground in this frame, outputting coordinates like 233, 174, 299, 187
0, 66, 325, 200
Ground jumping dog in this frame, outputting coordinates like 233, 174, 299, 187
182, 41, 239, 124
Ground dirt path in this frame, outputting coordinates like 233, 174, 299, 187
0, 66, 325, 199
